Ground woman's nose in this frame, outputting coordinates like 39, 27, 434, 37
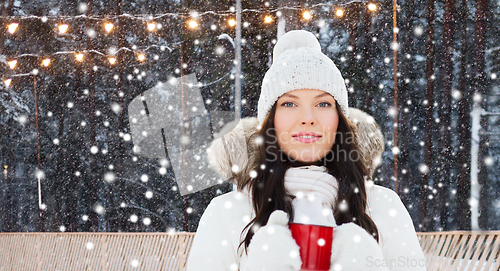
300, 110, 316, 125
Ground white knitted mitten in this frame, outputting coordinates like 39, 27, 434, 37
242, 210, 302, 271
330, 223, 389, 271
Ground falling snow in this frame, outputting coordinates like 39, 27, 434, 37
0, 2, 497, 263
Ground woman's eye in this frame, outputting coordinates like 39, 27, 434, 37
281, 102, 295, 107
318, 102, 332, 108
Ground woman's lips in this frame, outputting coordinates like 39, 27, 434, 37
291, 132, 322, 143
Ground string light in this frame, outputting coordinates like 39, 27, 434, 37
105, 23, 114, 33
264, 15, 273, 24
8, 60, 17, 69
58, 24, 69, 34
147, 22, 156, 31
188, 20, 199, 29
2, 4, 369, 37
75, 53, 84, 62
3, 3, 380, 87
1, 4, 360, 22
8, 23, 19, 34
4, 79, 12, 87
4, 42, 176, 63
335, 8, 344, 17
302, 10, 312, 20
42, 58, 51, 67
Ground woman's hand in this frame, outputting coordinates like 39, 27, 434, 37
242, 210, 302, 271
330, 223, 389, 271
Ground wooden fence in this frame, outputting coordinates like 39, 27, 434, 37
1, 231, 499, 270
0, 232, 195, 271
417, 231, 500, 271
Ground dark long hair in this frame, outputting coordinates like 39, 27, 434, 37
236, 102, 379, 253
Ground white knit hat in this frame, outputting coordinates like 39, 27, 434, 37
257, 30, 349, 124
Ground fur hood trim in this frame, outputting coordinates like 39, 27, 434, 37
206, 117, 259, 180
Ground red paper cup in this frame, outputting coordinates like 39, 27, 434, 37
289, 223, 333, 271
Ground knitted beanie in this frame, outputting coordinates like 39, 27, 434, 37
257, 30, 348, 124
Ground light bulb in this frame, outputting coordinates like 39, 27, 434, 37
42, 58, 51, 67
303, 11, 312, 20
8, 60, 17, 69
147, 22, 156, 31
8, 23, 18, 34
75, 53, 84, 62
336, 9, 344, 17
188, 20, 199, 29
105, 23, 114, 33
58, 24, 69, 34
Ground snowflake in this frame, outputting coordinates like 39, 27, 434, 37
249, 170, 257, 178
130, 259, 139, 268
452, 90, 462, 100
473, 93, 482, 102
36, 169, 45, 179
111, 103, 122, 114
86, 28, 96, 38
338, 200, 348, 212
484, 156, 494, 166
414, 26, 424, 36
86, 242, 94, 250
94, 204, 105, 215
388, 107, 395, 116
104, 172, 115, 183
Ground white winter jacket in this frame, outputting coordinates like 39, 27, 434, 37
186, 182, 426, 271
187, 113, 426, 270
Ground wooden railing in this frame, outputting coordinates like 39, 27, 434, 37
1, 231, 499, 270
0, 232, 195, 271
417, 231, 500, 271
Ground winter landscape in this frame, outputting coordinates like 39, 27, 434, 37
0, 0, 499, 269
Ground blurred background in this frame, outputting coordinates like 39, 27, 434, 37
0, 0, 499, 233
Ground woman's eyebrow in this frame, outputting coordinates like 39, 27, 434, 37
315, 92, 331, 98
281, 92, 332, 99
281, 93, 299, 99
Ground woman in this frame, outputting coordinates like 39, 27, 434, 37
187, 30, 426, 271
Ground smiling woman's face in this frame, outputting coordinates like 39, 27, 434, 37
273, 89, 339, 163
